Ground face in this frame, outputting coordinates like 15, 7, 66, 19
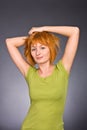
31, 43, 50, 65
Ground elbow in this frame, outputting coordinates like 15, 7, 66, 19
5, 39, 9, 47
70, 26, 80, 37
5, 38, 12, 46
73, 26, 80, 34
5, 38, 9, 44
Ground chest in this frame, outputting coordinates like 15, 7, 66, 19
27, 71, 68, 100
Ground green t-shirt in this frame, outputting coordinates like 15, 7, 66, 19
21, 60, 69, 130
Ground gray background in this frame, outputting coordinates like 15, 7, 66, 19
0, 0, 87, 130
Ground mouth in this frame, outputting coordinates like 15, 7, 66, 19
36, 56, 43, 60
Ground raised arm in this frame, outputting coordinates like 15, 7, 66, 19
6, 36, 30, 76
29, 26, 80, 74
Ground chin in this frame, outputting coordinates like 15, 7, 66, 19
36, 60, 49, 65
34, 57, 50, 64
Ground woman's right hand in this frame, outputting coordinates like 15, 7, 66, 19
28, 26, 46, 35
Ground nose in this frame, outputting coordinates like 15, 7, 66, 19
36, 48, 41, 56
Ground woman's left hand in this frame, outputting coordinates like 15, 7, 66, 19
28, 26, 45, 35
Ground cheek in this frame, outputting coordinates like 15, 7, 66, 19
44, 50, 50, 58
31, 51, 35, 58
47, 49, 50, 55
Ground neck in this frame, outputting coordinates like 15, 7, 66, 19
38, 61, 54, 74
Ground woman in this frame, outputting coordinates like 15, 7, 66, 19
6, 26, 80, 130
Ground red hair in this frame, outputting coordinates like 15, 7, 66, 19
24, 31, 60, 66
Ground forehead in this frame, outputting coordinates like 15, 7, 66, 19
31, 43, 47, 47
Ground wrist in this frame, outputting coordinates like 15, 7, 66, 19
42, 26, 53, 33
42, 26, 48, 32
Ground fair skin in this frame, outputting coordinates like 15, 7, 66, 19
6, 26, 80, 77
31, 43, 55, 77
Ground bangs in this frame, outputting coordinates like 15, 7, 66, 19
30, 33, 48, 46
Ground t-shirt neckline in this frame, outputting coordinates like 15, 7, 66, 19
36, 65, 56, 80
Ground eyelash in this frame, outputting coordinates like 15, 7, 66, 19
31, 48, 36, 51
41, 47, 45, 49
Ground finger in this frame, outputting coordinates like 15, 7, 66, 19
28, 27, 33, 35
28, 30, 33, 35
29, 28, 36, 34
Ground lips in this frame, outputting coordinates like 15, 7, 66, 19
36, 56, 43, 59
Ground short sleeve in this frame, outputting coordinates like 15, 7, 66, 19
25, 66, 36, 82
56, 60, 69, 78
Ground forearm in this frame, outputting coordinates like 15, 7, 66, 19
43, 26, 79, 37
6, 36, 27, 47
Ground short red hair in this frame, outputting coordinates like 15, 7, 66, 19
24, 31, 60, 66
